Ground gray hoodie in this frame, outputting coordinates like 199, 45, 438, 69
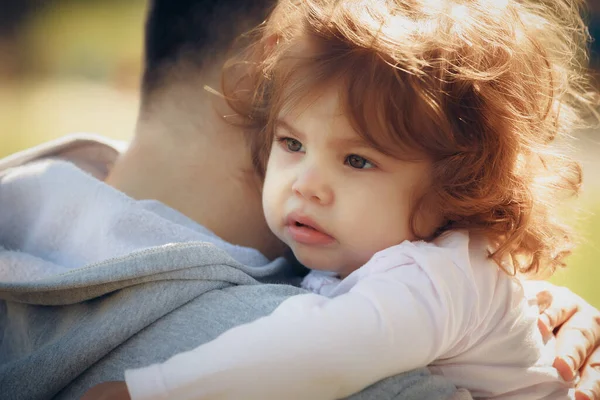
0, 135, 468, 400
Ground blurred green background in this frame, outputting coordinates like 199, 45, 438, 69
0, 0, 599, 306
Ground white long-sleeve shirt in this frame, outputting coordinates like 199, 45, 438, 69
125, 230, 571, 399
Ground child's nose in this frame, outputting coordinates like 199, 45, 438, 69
291, 166, 334, 205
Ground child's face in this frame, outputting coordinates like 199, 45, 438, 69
262, 86, 431, 277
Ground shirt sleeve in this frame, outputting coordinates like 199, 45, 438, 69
125, 243, 476, 400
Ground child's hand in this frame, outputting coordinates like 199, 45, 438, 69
536, 287, 600, 400
81, 381, 131, 400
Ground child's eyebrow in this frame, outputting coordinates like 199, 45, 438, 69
275, 119, 305, 140
275, 118, 372, 149
331, 135, 372, 149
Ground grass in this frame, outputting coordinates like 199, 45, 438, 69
549, 192, 600, 308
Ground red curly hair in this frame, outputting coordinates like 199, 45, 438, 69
222, 0, 597, 277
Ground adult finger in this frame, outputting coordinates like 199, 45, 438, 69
80, 382, 131, 400
574, 346, 600, 400
554, 311, 600, 381
536, 289, 579, 337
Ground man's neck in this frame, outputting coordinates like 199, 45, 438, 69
105, 77, 285, 260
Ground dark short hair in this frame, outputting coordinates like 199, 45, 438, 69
142, 0, 276, 94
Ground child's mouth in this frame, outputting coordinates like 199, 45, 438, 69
288, 220, 335, 246
295, 221, 316, 230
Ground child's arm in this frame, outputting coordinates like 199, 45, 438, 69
124, 244, 477, 400
82, 290, 600, 400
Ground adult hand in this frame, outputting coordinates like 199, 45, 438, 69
80, 381, 131, 400
537, 286, 600, 400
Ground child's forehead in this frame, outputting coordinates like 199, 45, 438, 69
268, 43, 432, 162
276, 86, 363, 138
278, 84, 344, 119
274, 83, 427, 160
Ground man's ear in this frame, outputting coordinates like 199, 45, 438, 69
264, 34, 280, 57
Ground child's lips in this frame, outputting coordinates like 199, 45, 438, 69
284, 212, 335, 246
286, 224, 336, 246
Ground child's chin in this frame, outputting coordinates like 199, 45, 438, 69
296, 253, 341, 274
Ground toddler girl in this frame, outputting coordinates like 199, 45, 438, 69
125, 0, 597, 398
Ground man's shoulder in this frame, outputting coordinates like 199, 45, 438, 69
0, 134, 127, 179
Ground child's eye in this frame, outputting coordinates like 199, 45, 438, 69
345, 154, 375, 169
278, 137, 304, 152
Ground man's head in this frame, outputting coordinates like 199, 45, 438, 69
141, 0, 277, 104
107, 0, 288, 260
